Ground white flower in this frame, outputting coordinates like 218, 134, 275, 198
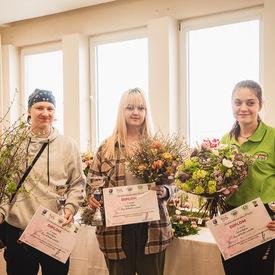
212, 149, 219, 156
82, 162, 87, 170
222, 158, 233, 168
175, 210, 181, 215
218, 144, 228, 150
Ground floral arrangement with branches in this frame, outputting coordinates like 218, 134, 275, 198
125, 132, 190, 185
175, 139, 255, 217
0, 94, 34, 207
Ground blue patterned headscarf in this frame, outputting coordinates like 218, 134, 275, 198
28, 89, 56, 110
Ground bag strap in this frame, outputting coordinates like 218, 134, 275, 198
10, 142, 48, 203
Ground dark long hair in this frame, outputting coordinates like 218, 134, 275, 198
229, 80, 263, 139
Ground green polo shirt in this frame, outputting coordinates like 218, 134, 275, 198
221, 121, 275, 207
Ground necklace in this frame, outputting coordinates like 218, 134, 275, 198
239, 122, 259, 140
239, 134, 253, 140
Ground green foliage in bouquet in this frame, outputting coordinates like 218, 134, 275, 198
125, 132, 189, 184
0, 99, 31, 206
167, 199, 200, 238
81, 151, 94, 207
175, 139, 255, 218
175, 139, 255, 196
81, 152, 94, 177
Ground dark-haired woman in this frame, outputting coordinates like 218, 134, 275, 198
221, 80, 275, 275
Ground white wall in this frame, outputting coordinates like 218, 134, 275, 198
263, 0, 275, 126
2, 0, 274, 150
1, 45, 21, 123
62, 34, 90, 152
0, 36, 2, 118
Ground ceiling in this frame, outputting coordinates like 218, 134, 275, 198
0, 0, 116, 26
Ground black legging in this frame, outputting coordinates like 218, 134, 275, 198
222, 204, 275, 275
222, 240, 274, 275
4, 222, 70, 275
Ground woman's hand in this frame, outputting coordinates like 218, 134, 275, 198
223, 185, 239, 197
266, 220, 275, 231
151, 186, 168, 199
89, 196, 102, 210
59, 208, 74, 227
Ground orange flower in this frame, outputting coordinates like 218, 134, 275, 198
165, 166, 174, 175
163, 152, 172, 160
138, 164, 146, 171
151, 141, 164, 148
138, 165, 146, 175
152, 160, 164, 169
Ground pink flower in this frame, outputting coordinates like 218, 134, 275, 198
191, 221, 197, 228
180, 216, 189, 222
183, 202, 190, 209
202, 138, 220, 148
174, 198, 180, 204
172, 161, 179, 169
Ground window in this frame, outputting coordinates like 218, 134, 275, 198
180, 9, 262, 146
22, 47, 63, 133
91, 33, 148, 145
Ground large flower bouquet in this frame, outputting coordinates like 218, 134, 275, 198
125, 132, 190, 185
175, 139, 255, 218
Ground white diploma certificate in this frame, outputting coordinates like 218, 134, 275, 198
103, 183, 160, 227
206, 197, 275, 260
19, 205, 82, 263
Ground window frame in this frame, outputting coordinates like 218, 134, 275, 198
20, 42, 63, 132
89, 28, 148, 147
21, 42, 63, 108
179, 7, 264, 144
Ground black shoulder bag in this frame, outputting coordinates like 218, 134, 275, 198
0, 142, 48, 247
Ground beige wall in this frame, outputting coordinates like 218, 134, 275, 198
1, 0, 274, 150
0, 0, 263, 47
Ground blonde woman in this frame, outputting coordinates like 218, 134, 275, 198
88, 88, 176, 275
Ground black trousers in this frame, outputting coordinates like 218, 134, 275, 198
222, 204, 275, 275
3, 222, 70, 275
222, 240, 274, 275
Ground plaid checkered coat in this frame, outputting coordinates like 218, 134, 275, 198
88, 141, 177, 260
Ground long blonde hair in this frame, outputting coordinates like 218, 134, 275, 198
104, 88, 154, 159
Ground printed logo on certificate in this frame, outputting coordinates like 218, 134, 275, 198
206, 197, 275, 260
103, 183, 160, 227
19, 205, 82, 263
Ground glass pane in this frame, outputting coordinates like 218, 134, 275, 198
96, 38, 148, 145
188, 20, 259, 145
24, 51, 63, 133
